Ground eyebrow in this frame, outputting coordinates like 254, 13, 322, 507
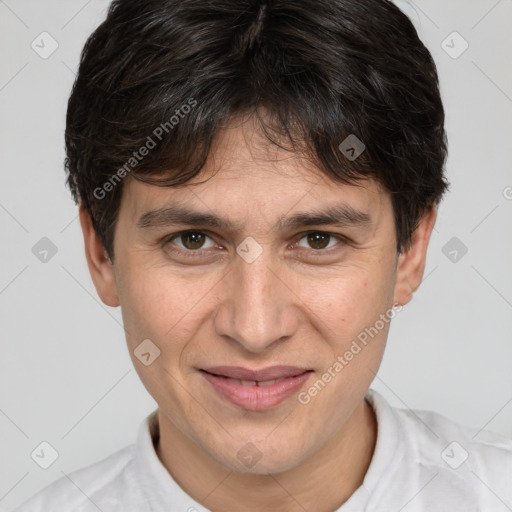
137, 203, 372, 232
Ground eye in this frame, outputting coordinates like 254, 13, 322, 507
295, 231, 345, 251
161, 230, 347, 261
164, 231, 217, 252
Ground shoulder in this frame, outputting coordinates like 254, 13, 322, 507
13, 444, 136, 512
398, 402, 512, 473
367, 389, 512, 509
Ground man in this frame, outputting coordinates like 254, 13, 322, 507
15, 0, 512, 510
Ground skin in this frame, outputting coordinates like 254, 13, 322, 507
80, 113, 436, 511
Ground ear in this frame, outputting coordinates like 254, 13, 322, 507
393, 207, 437, 307
79, 202, 120, 307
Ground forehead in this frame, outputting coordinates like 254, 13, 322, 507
121, 114, 390, 224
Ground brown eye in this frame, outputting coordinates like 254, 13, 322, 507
296, 232, 339, 251
166, 231, 217, 252
306, 233, 331, 249
179, 232, 206, 250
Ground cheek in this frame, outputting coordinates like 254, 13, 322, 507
117, 264, 220, 349
307, 265, 394, 339
115, 267, 217, 409
294, 267, 395, 428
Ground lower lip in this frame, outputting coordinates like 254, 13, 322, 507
200, 371, 312, 411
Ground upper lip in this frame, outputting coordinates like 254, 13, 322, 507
201, 366, 311, 381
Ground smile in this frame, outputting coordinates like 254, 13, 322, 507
199, 366, 313, 411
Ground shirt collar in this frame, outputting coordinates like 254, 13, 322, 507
131, 388, 401, 511
340, 388, 404, 509
133, 409, 208, 511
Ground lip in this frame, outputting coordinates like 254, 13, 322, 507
201, 365, 310, 381
200, 366, 313, 411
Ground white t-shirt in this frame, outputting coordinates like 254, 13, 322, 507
14, 388, 512, 511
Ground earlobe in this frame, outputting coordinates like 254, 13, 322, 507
78, 203, 120, 307
393, 208, 437, 307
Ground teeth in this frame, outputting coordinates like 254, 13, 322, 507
226, 378, 257, 386
258, 379, 277, 386
224, 377, 280, 386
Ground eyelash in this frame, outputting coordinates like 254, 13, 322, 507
161, 230, 349, 259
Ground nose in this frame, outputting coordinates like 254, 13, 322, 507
213, 247, 299, 353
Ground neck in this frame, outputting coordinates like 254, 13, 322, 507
156, 399, 377, 512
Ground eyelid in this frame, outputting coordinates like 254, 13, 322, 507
292, 230, 349, 252
162, 230, 219, 251
162, 229, 349, 254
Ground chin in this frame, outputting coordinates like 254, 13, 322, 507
214, 440, 307, 475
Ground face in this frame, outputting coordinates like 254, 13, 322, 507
81, 114, 434, 475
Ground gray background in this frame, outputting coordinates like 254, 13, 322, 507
1, 0, 511, 509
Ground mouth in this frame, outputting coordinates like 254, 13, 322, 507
199, 366, 313, 411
